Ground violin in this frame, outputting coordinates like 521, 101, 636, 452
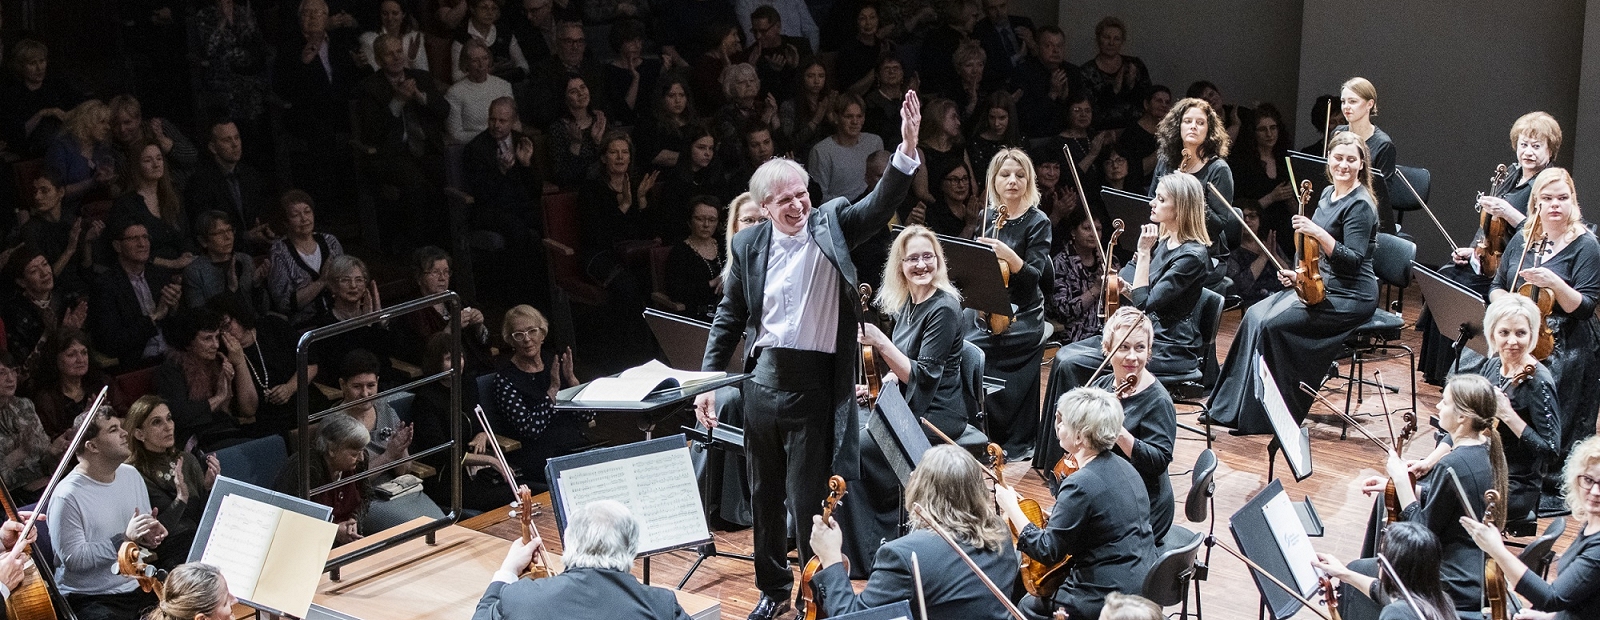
1113, 373, 1138, 399
1101, 220, 1125, 318
799, 476, 848, 620
987, 443, 1070, 598
1476, 164, 1513, 276
1509, 214, 1556, 359
983, 204, 1014, 334
1319, 572, 1343, 620
1482, 489, 1508, 620
1382, 410, 1419, 523
858, 283, 884, 405
116, 541, 167, 599
0, 487, 56, 620
1293, 180, 1326, 305
514, 485, 557, 579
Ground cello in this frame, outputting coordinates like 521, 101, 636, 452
798, 476, 848, 620
1475, 164, 1513, 275
1291, 179, 1326, 305
858, 283, 884, 405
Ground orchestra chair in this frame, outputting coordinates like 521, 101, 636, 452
1332, 233, 1417, 434
1387, 165, 1430, 233
1516, 516, 1567, 579
111, 365, 159, 413
954, 340, 990, 458
647, 244, 685, 313
1146, 448, 1217, 619
1155, 288, 1224, 447
213, 434, 289, 490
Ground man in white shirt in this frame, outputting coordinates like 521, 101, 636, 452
47, 407, 167, 620
696, 91, 922, 620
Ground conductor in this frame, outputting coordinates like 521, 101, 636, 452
697, 91, 924, 620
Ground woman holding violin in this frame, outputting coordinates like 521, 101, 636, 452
966, 148, 1053, 460
839, 225, 968, 574
1461, 434, 1600, 619
1207, 132, 1378, 434
810, 445, 1019, 620
1311, 521, 1457, 620
1084, 308, 1177, 542
994, 388, 1153, 620
1487, 167, 1600, 499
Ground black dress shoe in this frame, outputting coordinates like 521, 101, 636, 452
747, 594, 792, 620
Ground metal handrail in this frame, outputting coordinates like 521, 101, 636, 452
294, 291, 464, 577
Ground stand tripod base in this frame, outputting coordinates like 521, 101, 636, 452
676, 542, 757, 589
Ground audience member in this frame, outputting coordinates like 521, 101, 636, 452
397, 246, 493, 373
155, 306, 256, 448
656, 126, 731, 241
124, 395, 221, 569
1225, 202, 1287, 309
910, 97, 971, 208
451, 0, 530, 83
462, 97, 544, 261
809, 94, 883, 203
266, 190, 345, 327
912, 156, 979, 238
735, 0, 819, 52
408, 331, 507, 511
834, 4, 891, 96
967, 91, 1020, 177
14, 173, 99, 293
1187, 80, 1244, 143
108, 95, 199, 191
689, 24, 745, 117
333, 348, 448, 531
745, 6, 812, 102
529, 22, 607, 126
950, 40, 990, 123
192, 0, 271, 138
505, 0, 557, 68
4, 246, 89, 364
446, 40, 515, 145
1013, 25, 1081, 139
778, 60, 836, 165
636, 77, 698, 170
1046, 209, 1114, 342
46, 100, 119, 204
1229, 102, 1294, 255
1079, 16, 1150, 131
91, 220, 180, 368
729, 123, 776, 190
712, 64, 779, 165
110, 141, 194, 270
654, 0, 736, 70
272, 0, 361, 209
356, 32, 450, 253
423, 0, 472, 83
579, 134, 659, 327
359, 0, 430, 73
600, 20, 661, 126
0, 350, 54, 505
27, 328, 111, 440
664, 197, 727, 320
1043, 93, 1113, 178
274, 408, 369, 544
1114, 84, 1170, 189
307, 256, 399, 386
1030, 144, 1080, 231
972, 0, 1032, 89
859, 55, 906, 148
184, 119, 275, 248
917, 0, 978, 98
490, 305, 583, 486
0, 39, 85, 156
546, 74, 607, 188
182, 211, 260, 311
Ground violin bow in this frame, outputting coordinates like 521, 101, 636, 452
1299, 382, 1390, 453
919, 418, 1001, 483
911, 552, 928, 620
1085, 316, 1141, 387
474, 405, 559, 575
910, 503, 1027, 620
1391, 168, 1461, 250
1208, 183, 1288, 272
14, 386, 110, 547
1209, 537, 1332, 620
1376, 553, 1430, 620
1065, 144, 1112, 310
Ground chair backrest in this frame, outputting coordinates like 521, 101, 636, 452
1196, 288, 1224, 387
1140, 527, 1203, 606
388, 391, 417, 422
476, 373, 497, 420
1372, 232, 1416, 289
958, 340, 985, 425
541, 191, 607, 304
1185, 449, 1217, 523
111, 366, 159, 413
649, 244, 674, 300
1388, 165, 1431, 211
212, 434, 289, 490
1517, 516, 1567, 578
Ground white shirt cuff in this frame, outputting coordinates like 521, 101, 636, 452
0, 580, 10, 601
890, 149, 920, 175
492, 569, 520, 584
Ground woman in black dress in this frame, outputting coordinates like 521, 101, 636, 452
125, 395, 220, 569
1148, 98, 1237, 265
1488, 167, 1600, 509
1355, 373, 1510, 615
994, 387, 1153, 620
1462, 434, 1600, 619
580, 132, 662, 353
1228, 103, 1295, 257
966, 148, 1052, 460
1333, 77, 1397, 234
635, 77, 697, 171
966, 92, 1021, 181
1085, 308, 1176, 542
1115, 85, 1170, 190
1311, 521, 1458, 620
911, 97, 973, 209
917, 155, 980, 238
663, 198, 727, 320
109, 141, 193, 271
654, 126, 730, 243
838, 225, 967, 572
1078, 16, 1150, 132
1043, 171, 1209, 454
1206, 132, 1378, 434
490, 305, 584, 488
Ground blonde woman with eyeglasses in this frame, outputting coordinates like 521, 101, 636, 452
490, 305, 583, 487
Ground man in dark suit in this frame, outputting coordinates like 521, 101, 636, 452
273, 0, 364, 211
472, 500, 689, 620
462, 96, 545, 303
745, 6, 812, 102
1011, 25, 1082, 140
356, 33, 451, 253
696, 91, 923, 620
91, 219, 180, 370
185, 119, 275, 250
973, 0, 1034, 89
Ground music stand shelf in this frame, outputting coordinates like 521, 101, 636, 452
555, 374, 749, 438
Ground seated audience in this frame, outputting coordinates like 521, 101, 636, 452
397, 246, 493, 374
951, 40, 991, 123
46, 100, 119, 204
858, 55, 903, 149
1115, 85, 1171, 189
490, 305, 583, 486
266, 190, 345, 327
183, 210, 261, 311
333, 349, 447, 531
27, 328, 111, 440
579, 133, 658, 329
1013, 25, 1081, 140
711, 64, 779, 165
4, 244, 90, 364
0, 39, 85, 156
910, 97, 971, 208
107, 95, 198, 191
601, 20, 661, 126
451, 0, 530, 84
91, 220, 180, 368
359, 0, 430, 73
779, 60, 835, 163
356, 32, 450, 253
808, 94, 883, 203
655, 126, 730, 242
0, 351, 55, 505
124, 395, 221, 569
1079, 16, 1151, 131
635, 77, 698, 170
473, 500, 690, 620
546, 74, 607, 189
274, 409, 370, 544
155, 307, 256, 449
528, 21, 607, 127
14, 172, 99, 293
48, 406, 166, 620
192, 0, 272, 137
184, 119, 275, 248
972, 0, 1033, 88
663, 198, 727, 320
917, 0, 978, 97
109, 140, 194, 271
833, 3, 889, 95
406, 332, 506, 513
745, 6, 812, 102
272, 0, 360, 208
1047, 210, 1116, 343
462, 97, 543, 263
1225, 203, 1287, 309
208, 294, 310, 438
967, 92, 1022, 180
735, 0, 819, 52
139, 562, 237, 620
689, 24, 744, 117
307, 256, 399, 386
729, 123, 776, 190
446, 40, 515, 145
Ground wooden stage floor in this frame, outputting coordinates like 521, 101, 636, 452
457, 284, 1578, 620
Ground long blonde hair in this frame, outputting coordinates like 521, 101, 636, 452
876, 225, 961, 315
1527, 167, 1584, 241
904, 445, 1009, 552
1562, 435, 1600, 519
1154, 172, 1210, 245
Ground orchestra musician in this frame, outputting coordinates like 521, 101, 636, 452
1041, 170, 1210, 458
1486, 167, 1600, 510
1332, 77, 1398, 234
1461, 434, 1600, 619
472, 500, 691, 620
1147, 97, 1238, 267
993, 388, 1153, 620
838, 225, 967, 574
810, 444, 1019, 620
1083, 308, 1177, 542
695, 90, 922, 620
1413, 295, 1558, 523
1355, 374, 1509, 615
967, 148, 1053, 461
1, 516, 34, 609
1311, 521, 1457, 620
140, 563, 236, 620
1206, 131, 1378, 434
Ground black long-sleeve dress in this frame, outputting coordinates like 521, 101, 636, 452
1333, 125, 1396, 234
1514, 525, 1600, 619
1149, 156, 1240, 262
840, 289, 966, 575
1475, 357, 1560, 520
1491, 229, 1600, 462
1036, 238, 1204, 468
1207, 185, 1378, 434
663, 240, 726, 321
814, 529, 1019, 620
1016, 452, 1153, 619
1092, 374, 1176, 542
964, 206, 1052, 458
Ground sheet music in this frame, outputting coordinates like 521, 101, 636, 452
252, 509, 339, 618
1261, 492, 1319, 598
199, 494, 283, 600
1258, 356, 1311, 478
558, 448, 709, 553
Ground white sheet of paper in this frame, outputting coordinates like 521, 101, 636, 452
1262, 492, 1320, 598
619, 359, 726, 385
1257, 356, 1311, 478
251, 510, 338, 618
558, 448, 709, 553
572, 377, 672, 402
199, 494, 282, 600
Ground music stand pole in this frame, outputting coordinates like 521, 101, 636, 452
676, 426, 757, 588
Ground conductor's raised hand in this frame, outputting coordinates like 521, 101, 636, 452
899, 90, 922, 158
694, 391, 718, 429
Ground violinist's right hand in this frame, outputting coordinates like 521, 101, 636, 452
694, 392, 718, 428
1310, 552, 1352, 583
1136, 223, 1159, 254
1452, 247, 1474, 266
1276, 269, 1298, 289
1357, 475, 1389, 496
809, 515, 844, 568
1404, 458, 1435, 478
0, 548, 24, 592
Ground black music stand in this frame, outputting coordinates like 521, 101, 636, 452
868, 380, 933, 486
676, 421, 758, 586
644, 309, 745, 373
892, 227, 1011, 316
1412, 262, 1489, 373
1100, 188, 1152, 253
1228, 480, 1321, 620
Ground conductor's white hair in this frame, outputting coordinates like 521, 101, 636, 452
747, 157, 809, 207
563, 500, 638, 571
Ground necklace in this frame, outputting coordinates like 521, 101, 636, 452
243, 341, 271, 390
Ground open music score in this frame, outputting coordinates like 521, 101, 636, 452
552, 439, 711, 555
199, 494, 338, 618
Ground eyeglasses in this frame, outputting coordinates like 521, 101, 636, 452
901, 252, 937, 266
1579, 474, 1600, 491
509, 326, 547, 343
334, 276, 368, 286
738, 216, 768, 225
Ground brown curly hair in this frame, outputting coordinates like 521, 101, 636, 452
1154, 97, 1230, 170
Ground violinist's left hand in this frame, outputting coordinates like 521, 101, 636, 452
496, 534, 545, 581
1290, 214, 1333, 251
809, 514, 844, 568
1517, 267, 1562, 289
1458, 516, 1507, 555
976, 237, 1021, 272
1276, 269, 1298, 289
1358, 474, 1389, 496
858, 323, 889, 349
1384, 451, 1409, 485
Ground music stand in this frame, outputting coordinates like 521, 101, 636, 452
676, 421, 757, 585
1412, 262, 1489, 371
554, 374, 747, 440
644, 309, 745, 373
1228, 480, 1320, 620
1100, 188, 1152, 253
892, 227, 1010, 316
867, 380, 933, 486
